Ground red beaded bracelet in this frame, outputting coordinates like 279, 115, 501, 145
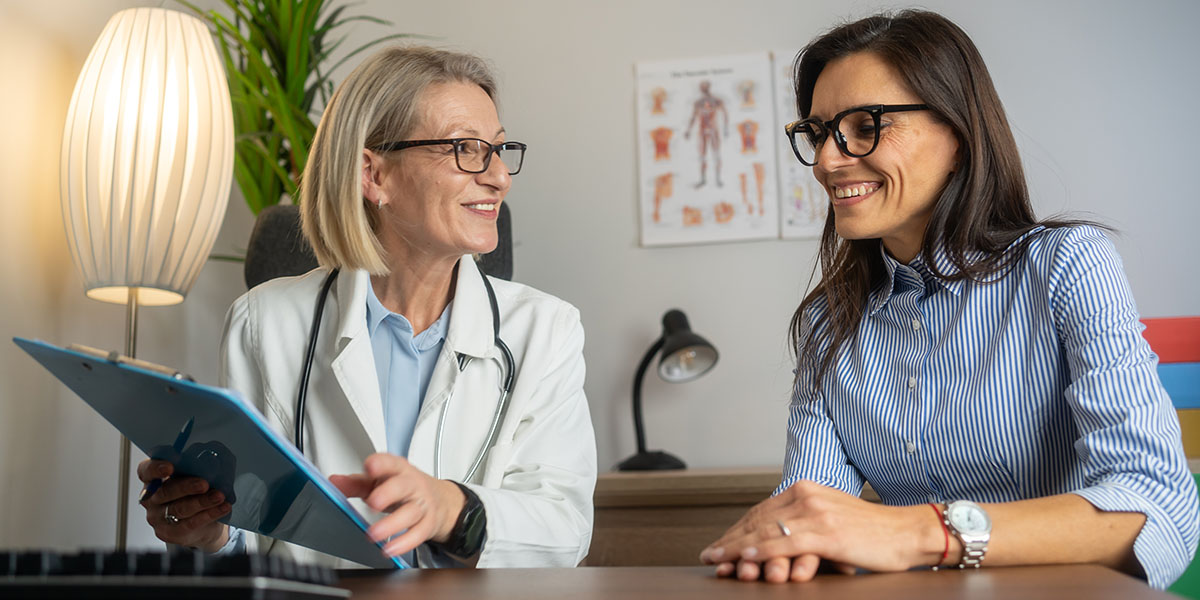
928, 503, 949, 570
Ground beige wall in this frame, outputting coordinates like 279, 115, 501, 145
0, 4, 126, 548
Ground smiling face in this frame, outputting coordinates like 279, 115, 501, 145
363, 80, 511, 265
809, 51, 959, 262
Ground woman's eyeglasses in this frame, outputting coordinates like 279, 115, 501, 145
372, 138, 527, 175
784, 104, 928, 166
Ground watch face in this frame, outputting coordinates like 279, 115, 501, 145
949, 502, 991, 534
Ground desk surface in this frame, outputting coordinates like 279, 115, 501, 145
338, 565, 1173, 599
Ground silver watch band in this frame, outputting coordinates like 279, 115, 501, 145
958, 539, 987, 568
942, 501, 990, 569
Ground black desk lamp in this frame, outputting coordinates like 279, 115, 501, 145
617, 309, 718, 471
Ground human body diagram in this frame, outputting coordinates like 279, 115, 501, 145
635, 53, 779, 246
684, 80, 729, 189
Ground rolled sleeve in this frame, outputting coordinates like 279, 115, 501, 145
1052, 226, 1199, 588
1073, 479, 1198, 589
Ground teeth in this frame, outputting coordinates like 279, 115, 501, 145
467, 203, 496, 210
835, 185, 875, 199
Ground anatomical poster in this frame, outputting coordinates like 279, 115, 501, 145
635, 52, 778, 246
773, 48, 828, 240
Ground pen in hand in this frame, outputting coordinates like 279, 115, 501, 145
139, 476, 165, 503
140, 417, 195, 504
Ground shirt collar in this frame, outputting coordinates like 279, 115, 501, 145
334, 256, 495, 359
365, 279, 397, 337
365, 279, 450, 351
868, 241, 970, 315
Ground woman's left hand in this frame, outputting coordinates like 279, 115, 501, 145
700, 480, 939, 582
330, 453, 466, 557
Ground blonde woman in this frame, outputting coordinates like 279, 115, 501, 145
137, 46, 596, 569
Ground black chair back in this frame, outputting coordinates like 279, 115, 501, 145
243, 203, 514, 289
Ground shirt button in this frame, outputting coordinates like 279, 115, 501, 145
905, 441, 917, 454
907, 376, 918, 389
911, 318, 921, 331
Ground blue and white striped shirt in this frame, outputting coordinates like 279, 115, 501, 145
780, 225, 1198, 588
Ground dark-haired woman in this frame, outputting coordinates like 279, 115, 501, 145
701, 10, 1196, 589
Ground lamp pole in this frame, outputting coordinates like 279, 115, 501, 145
115, 289, 139, 551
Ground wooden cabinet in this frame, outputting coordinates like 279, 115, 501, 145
585, 467, 782, 566
585, 466, 881, 566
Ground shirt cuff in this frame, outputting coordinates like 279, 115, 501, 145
210, 525, 246, 555
1072, 483, 1192, 589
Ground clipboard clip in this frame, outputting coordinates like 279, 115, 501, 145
67, 343, 196, 382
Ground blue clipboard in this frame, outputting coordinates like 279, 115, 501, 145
14, 337, 406, 569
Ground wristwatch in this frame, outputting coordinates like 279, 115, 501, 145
943, 500, 991, 568
440, 482, 487, 559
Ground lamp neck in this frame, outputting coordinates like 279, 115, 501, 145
631, 336, 664, 455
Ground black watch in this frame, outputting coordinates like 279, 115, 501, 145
439, 481, 487, 558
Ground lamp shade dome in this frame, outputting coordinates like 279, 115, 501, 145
657, 309, 718, 382
60, 7, 233, 306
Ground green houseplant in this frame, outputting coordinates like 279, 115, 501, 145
180, 0, 411, 215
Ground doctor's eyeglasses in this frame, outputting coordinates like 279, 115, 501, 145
785, 104, 928, 166
372, 138, 527, 175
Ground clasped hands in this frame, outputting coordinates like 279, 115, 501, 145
138, 453, 465, 557
700, 480, 942, 583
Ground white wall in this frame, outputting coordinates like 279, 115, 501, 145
2, 0, 1197, 550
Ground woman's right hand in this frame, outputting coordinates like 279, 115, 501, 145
137, 459, 232, 552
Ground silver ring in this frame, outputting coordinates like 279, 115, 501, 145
164, 505, 181, 525
777, 519, 792, 537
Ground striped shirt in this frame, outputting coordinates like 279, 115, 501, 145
780, 225, 1198, 588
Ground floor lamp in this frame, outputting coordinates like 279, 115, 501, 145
59, 8, 233, 550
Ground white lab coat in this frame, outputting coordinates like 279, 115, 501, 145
219, 256, 596, 568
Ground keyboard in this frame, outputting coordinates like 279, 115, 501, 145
0, 549, 350, 599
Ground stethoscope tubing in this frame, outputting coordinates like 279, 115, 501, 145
295, 265, 516, 482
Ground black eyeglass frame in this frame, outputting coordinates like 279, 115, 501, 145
785, 104, 929, 166
371, 138, 527, 175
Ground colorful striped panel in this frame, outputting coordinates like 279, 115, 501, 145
1161, 363, 1200, 409
1142, 317, 1200, 363
1177, 410, 1200, 458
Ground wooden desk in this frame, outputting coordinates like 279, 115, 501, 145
339, 565, 1174, 599
587, 466, 879, 566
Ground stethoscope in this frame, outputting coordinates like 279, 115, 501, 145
294, 265, 516, 482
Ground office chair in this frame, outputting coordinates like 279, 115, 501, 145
243, 202, 513, 289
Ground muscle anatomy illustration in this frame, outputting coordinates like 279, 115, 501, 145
683, 80, 728, 188
737, 119, 759, 154
752, 162, 766, 216
650, 87, 667, 114
650, 127, 673, 161
653, 172, 674, 223
737, 79, 756, 108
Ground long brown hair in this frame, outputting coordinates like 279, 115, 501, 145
790, 10, 1092, 385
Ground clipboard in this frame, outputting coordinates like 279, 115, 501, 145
14, 337, 406, 569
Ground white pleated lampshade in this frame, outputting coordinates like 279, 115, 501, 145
60, 8, 234, 307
